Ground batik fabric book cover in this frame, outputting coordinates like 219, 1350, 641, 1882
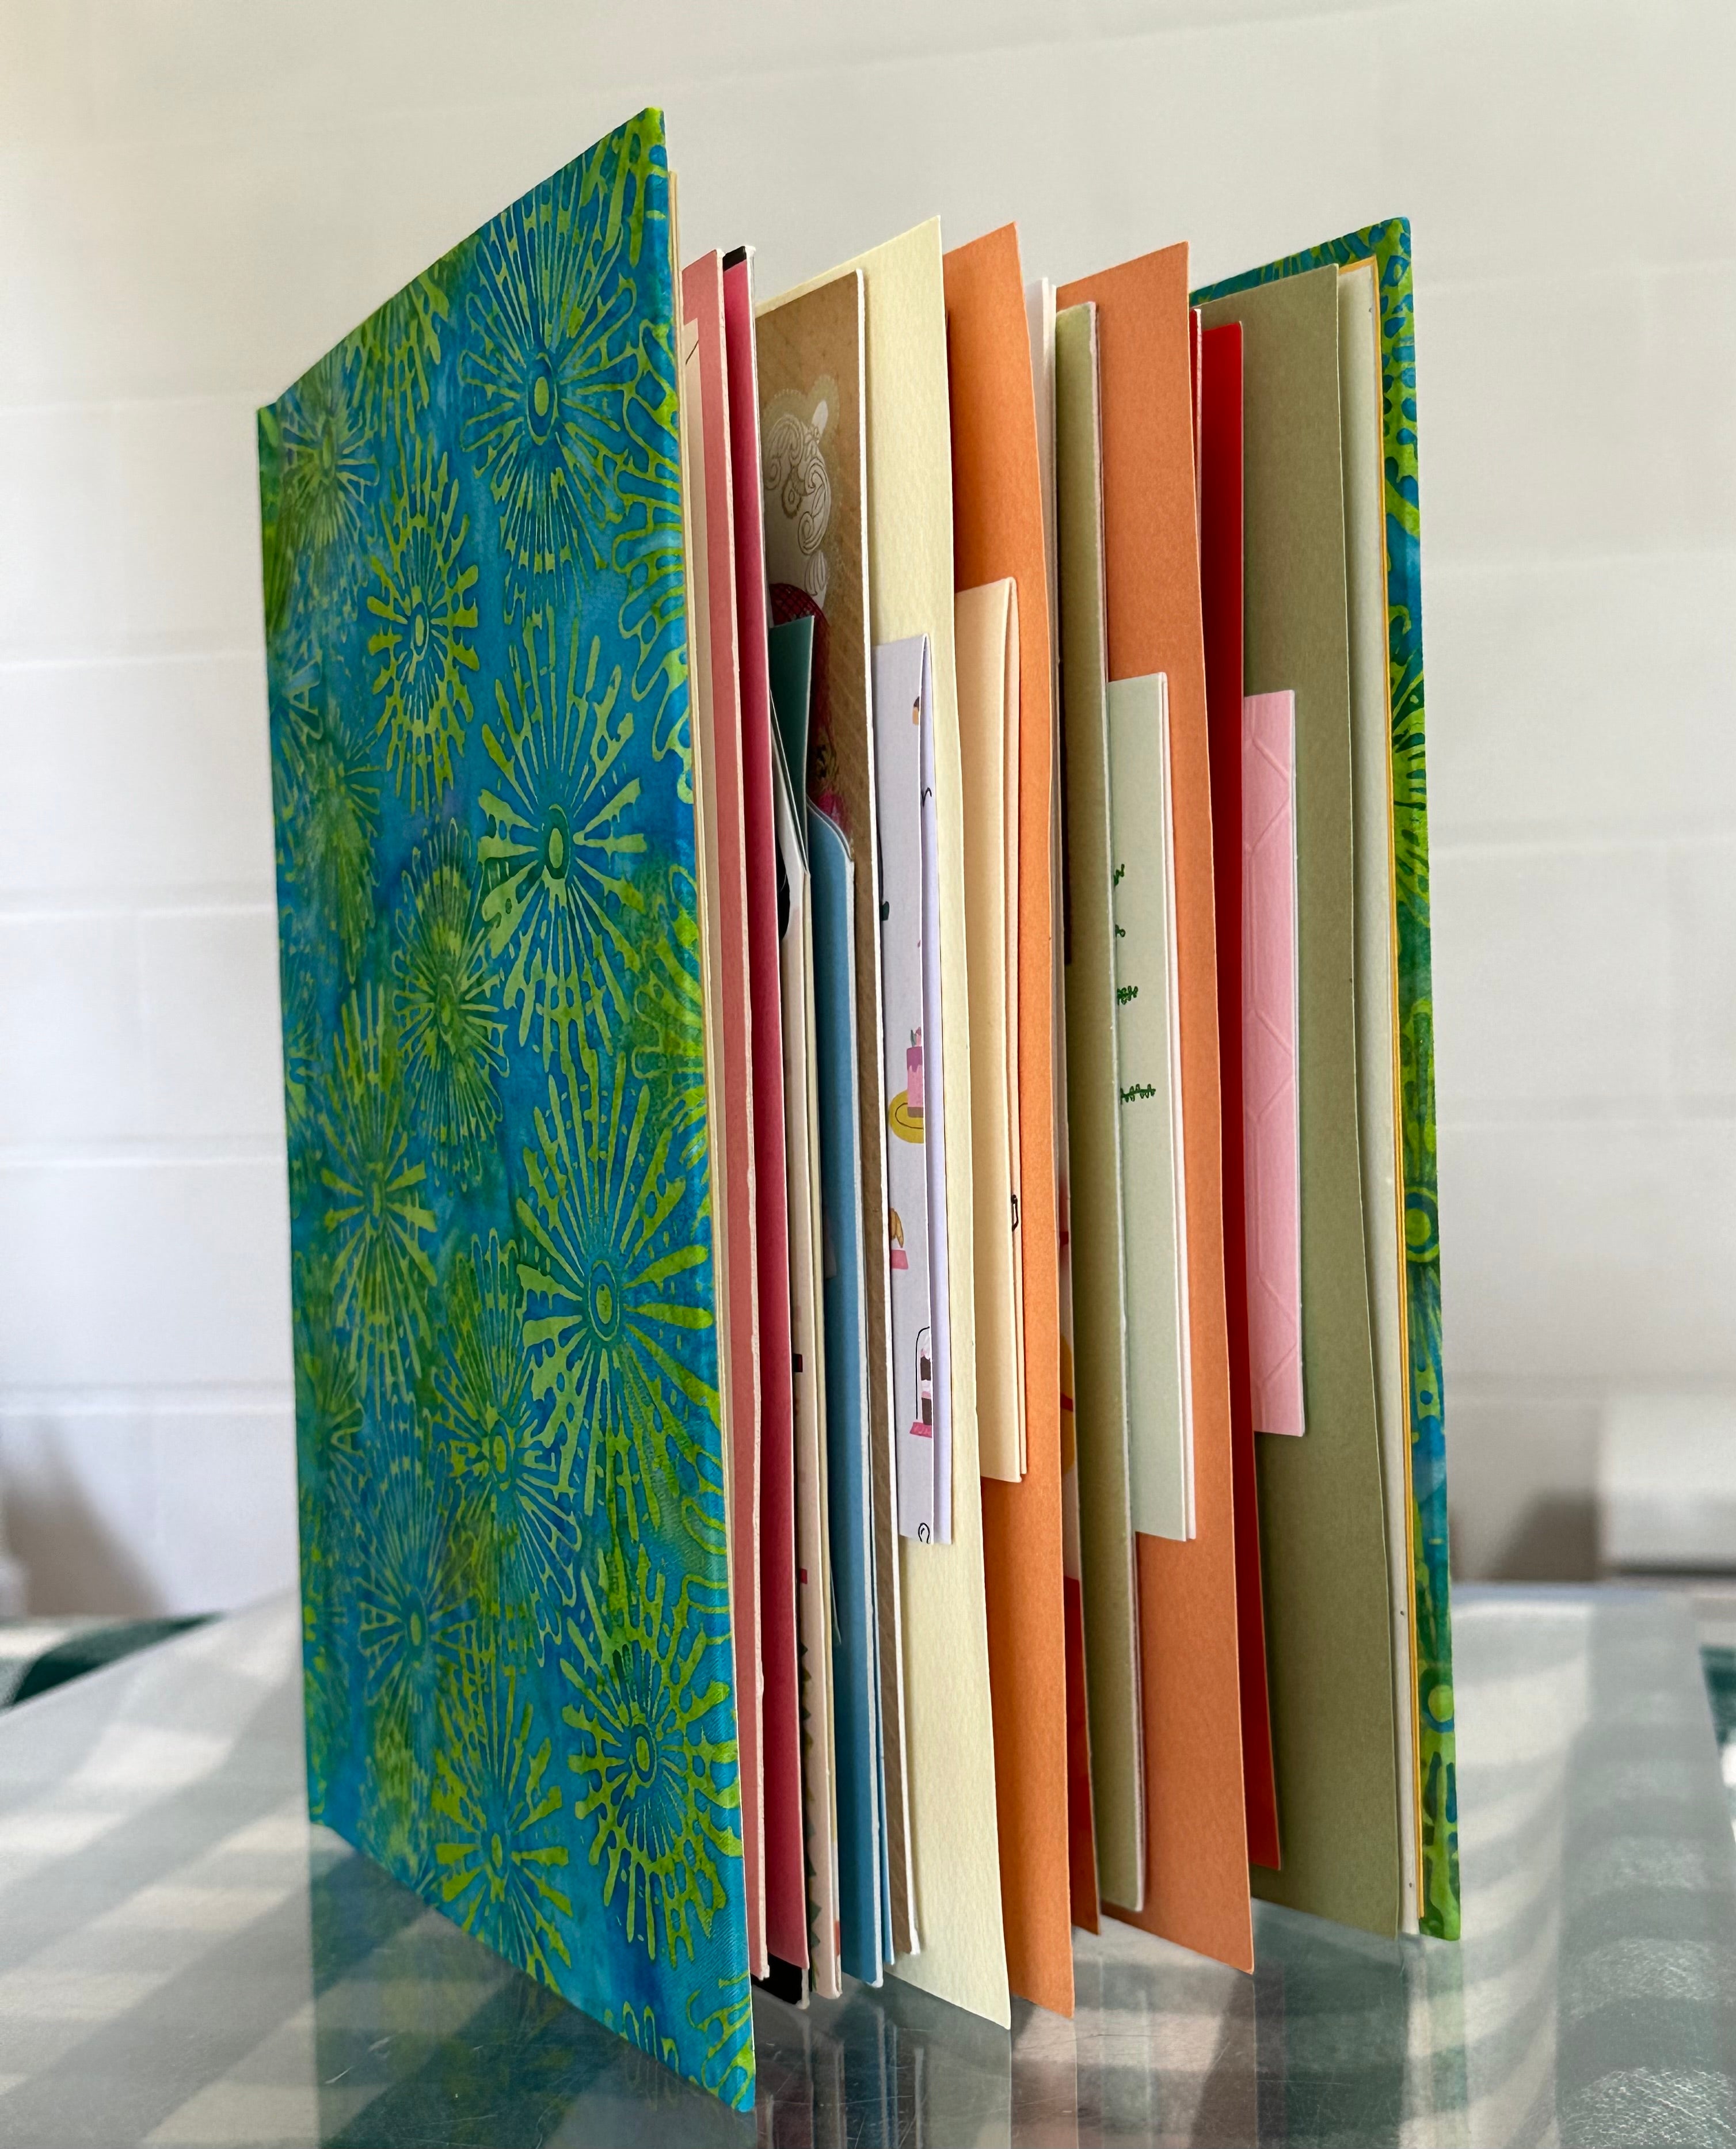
260, 111, 754, 2106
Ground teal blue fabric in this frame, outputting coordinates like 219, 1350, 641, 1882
259, 109, 752, 2106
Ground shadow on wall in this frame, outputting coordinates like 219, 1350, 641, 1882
0, 1409, 299, 1618
1462, 1497, 1600, 1584
2, 1452, 163, 1618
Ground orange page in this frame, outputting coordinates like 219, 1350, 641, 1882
682, 252, 766, 1976
1056, 243, 1251, 1975
944, 224, 1072, 2018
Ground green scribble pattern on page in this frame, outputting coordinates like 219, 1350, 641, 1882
1195, 220, 1459, 1941
260, 111, 753, 2104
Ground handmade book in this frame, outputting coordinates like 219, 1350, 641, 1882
262, 113, 755, 2108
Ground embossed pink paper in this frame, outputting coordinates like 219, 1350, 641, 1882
1242, 691, 1304, 1436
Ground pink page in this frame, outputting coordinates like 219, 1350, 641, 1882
683, 252, 766, 1972
722, 248, 806, 1970
1242, 691, 1304, 1436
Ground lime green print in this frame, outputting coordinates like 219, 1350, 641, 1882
264, 113, 748, 2105
281, 346, 376, 608
354, 1429, 460, 1766
561, 1536, 740, 1963
368, 433, 479, 812
687, 1975, 755, 2108
617, 321, 691, 782
461, 161, 641, 622
629, 862, 708, 1171
356, 259, 455, 439
321, 988, 436, 1404
392, 824, 505, 1184
277, 664, 379, 983
434, 1649, 573, 1984
516, 1050, 722, 1545
480, 611, 645, 1062
434, 1233, 576, 1662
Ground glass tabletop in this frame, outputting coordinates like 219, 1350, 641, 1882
0, 1584, 1730, 2147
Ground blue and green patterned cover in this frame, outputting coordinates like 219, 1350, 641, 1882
259, 111, 755, 2103
1194, 221, 1460, 1941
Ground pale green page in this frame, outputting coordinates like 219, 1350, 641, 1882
1054, 303, 1144, 1914
1197, 266, 1400, 1938
1339, 258, 1420, 1932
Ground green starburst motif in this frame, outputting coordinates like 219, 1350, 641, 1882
353, 257, 456, 438
628, 863, 707, 1172
433, 1233, 576, 1661
280, 344, 375, 608
479, 611, 645, 1063
606, 2000, 681, 2080
615, 321, 690, 787
367, 433, 479, 812
516, 1048, 722, 1545
460, 158, 639, 623
299, 1498, 352, 1823
257, 405, 294, 644
279, 958, 323, 1214
433, 1649, 572, 1985
560, 1537, 740, 1964
391, 824, 505, 1185
354, 1420, 462, 1768
275, 662, 379, 983
687, 1975, 753, 2108
291, 1250, 362, 1816
320, 987, 436, 1405
292, 1252, 363, 1497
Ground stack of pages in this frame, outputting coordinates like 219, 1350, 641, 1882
260, 108, 1458, 2114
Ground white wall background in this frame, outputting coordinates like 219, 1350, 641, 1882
0, 0, 1730, 1610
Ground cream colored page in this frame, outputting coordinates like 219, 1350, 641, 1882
957, 580, 1024, 1488
1338, 258, 1419, 1933
771, 221, 1007, 2028
1106, 673, 1190, 1543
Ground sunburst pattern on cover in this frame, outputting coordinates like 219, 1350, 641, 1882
1194, 220, 1460, 1941
260, 111, 751, 2106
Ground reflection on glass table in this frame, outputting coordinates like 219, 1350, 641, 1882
0, 1585, 1731, 2147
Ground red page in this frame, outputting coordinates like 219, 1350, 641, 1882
723, 250, 806, 1972
1200, 321, 1280, 1872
